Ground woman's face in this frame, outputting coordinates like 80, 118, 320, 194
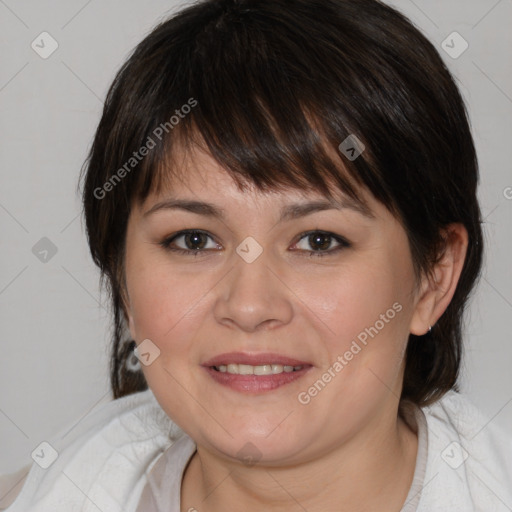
124, 147, 424, 465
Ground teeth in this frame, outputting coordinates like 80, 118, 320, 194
215, 364, 304, 375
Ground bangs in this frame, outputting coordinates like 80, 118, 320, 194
126, 3, 396, 216
141, 111, 373, 215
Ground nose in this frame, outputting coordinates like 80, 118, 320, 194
213, 250, 294, 332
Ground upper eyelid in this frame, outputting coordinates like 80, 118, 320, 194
166, 230, 221, 249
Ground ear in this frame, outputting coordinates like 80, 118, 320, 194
410, 223, 468, 335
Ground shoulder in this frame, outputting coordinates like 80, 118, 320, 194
3, 389, 184, 512
418, 390, 512, 511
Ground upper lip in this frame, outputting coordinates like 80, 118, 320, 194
202, 352, 312, 367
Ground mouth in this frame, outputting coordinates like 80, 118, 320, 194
211, 363, 305, 374
201, 352, 313, 393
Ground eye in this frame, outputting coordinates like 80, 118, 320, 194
159, 230, 221, 256
159, 229, 350, 258
292, 230, 350, 257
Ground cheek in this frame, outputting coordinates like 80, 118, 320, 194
319, 266, 400, 340
126, 251, 209, 341
125, 258, 212, 410
315, 257, 413, 381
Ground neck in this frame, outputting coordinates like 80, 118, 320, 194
181, 405, 419, 512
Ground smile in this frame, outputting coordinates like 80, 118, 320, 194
203, 364, 313, 393
213, 363, 304, 375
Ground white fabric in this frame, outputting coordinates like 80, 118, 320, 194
4, 388, 512, 511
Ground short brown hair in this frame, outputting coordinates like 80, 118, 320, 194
80, 0, 483, 406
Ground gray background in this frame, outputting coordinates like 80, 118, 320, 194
0, 0, 511, 475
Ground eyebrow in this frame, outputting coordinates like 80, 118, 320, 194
143, 196, 374, 221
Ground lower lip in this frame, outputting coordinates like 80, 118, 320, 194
202, 366, 313, 393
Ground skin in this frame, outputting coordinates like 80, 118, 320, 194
124, 145, 468, 512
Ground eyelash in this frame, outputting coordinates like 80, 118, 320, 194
159, 229, 351, 258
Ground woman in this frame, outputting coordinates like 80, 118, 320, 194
4, 0, 511, 510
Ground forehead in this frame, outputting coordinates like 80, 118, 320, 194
138, 143, 377, 219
